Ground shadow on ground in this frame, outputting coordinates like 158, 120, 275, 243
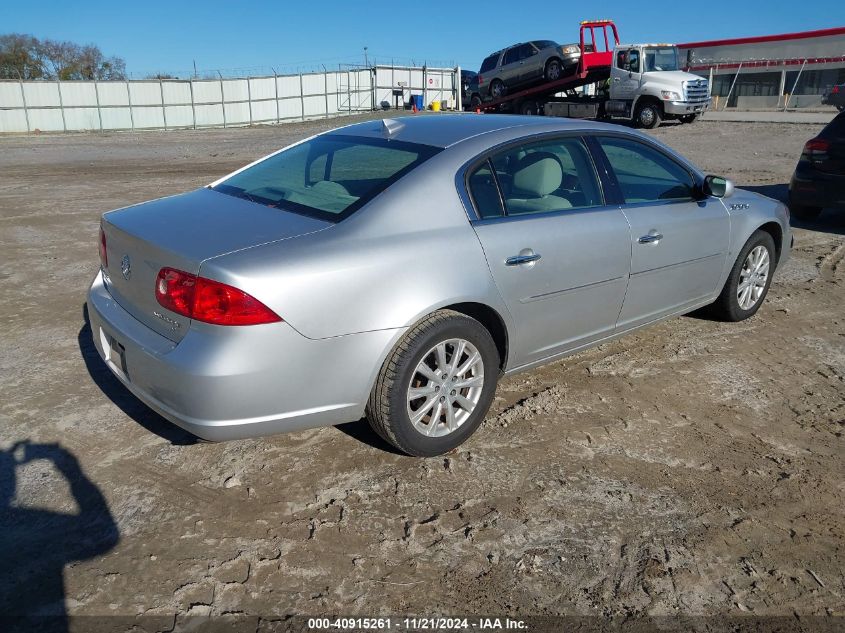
0, 441, 119, 633
78, 304, 197, 446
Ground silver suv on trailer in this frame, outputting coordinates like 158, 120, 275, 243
477, 40, 581, 100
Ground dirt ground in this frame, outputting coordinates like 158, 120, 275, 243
1, 112, 843, 631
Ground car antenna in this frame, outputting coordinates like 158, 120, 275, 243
381, 118, 404, 138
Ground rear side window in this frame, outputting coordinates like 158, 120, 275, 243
821, 111, 845, 137
597, 136, 694, 204
214, 135, 440, 222
468, 137, 603, 218
479, 54, 499, 73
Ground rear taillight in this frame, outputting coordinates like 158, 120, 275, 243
155, 267, 282, 326
802, 137, 830, 160
98, 224, 108, 269
833, 85, 840, 94
478, 74, 483, 85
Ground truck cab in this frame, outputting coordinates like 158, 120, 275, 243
605, 44, 710, 127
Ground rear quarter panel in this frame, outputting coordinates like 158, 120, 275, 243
198, 154, 512, 343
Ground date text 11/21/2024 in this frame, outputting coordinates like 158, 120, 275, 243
306, 617, 528, 630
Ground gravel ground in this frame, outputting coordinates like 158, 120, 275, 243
0, 112, 843, 631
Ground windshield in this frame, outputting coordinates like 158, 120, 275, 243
642, 47, 679, 72
213, 135, 441, 222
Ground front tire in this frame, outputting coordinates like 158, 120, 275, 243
545, 59, 563, 82
635, 101, 662, 129
366, 310, 500, 457
709, 230, 776, 321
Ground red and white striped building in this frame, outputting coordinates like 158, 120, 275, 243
678, 26, 845, 108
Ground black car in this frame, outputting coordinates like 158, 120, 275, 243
822, 83, 845, 112
789, 111, 845, 219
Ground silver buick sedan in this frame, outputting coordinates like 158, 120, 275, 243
88, 115, 790, 456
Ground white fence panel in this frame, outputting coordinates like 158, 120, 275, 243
60, 83, 97, 107
100, 107, 132, 130
28, 108, 64, 131
64, 107, 100, 130
0, 109, 28, 132
0, 65, 459, 133
22, 82, 60, 107
97, 82, 129, 106
133, 106, 165, 129
0, 83, 25, 108
193, 80, 222, 104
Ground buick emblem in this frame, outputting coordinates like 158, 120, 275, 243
120, 254, 131, 280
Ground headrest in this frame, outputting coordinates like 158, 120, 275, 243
512, 152, 562, 197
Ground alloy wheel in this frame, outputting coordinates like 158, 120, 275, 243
406, 338, 485, 438
737, 245, 770, 310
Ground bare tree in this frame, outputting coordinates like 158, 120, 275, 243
0, 34, 126, 80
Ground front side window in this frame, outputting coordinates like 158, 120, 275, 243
532, 40, 558, 50
597, 136, 694, 204
468, 137, 603, 218
502, 47, 520, 65
213, 135, 440, 222
626, 49, 640, 73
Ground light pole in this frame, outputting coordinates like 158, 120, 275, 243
364, 46, 369, 68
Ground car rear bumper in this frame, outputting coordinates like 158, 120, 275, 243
87, 270, 402, 441
789, 165, 845, 209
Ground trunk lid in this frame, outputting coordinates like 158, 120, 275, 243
101, 187, 331, 342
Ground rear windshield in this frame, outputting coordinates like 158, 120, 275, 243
213, 135, 441, 222
479, 54, 499, 73
532, 40, 559, 50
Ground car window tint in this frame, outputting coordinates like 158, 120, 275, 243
597, 136, 694, 204
467, 161, 504, 219
532, 40, 558, 50
503, 47, 520, 65
479, 54, 499, 73
487, 137, 603, 216
213, 135, 440, 222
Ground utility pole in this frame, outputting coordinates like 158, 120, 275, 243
193, 60, 198, 79
364, 46, 369, 68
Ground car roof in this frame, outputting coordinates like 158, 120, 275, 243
326, 114, 627, 149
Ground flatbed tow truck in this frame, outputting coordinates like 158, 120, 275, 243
470, 20, 711, 128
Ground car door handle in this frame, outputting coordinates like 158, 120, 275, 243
506, 253, 542, 266
638, 233, 664, 244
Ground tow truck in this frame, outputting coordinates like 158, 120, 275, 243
469, 20, 710, 128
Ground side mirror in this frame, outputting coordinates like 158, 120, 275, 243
702, 175, 734, 198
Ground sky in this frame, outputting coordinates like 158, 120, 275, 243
1, 0, 842, 77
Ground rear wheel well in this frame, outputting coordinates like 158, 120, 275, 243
443, 302, 508, 371
757, 222, 783, 263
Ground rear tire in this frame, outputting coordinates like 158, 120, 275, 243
790, 204, 823, 220
470, 94, 483, 110
366, 310, 500, 457
520, 100, 540, 116
708, 230, 776, 322
635, 101, 662, 129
